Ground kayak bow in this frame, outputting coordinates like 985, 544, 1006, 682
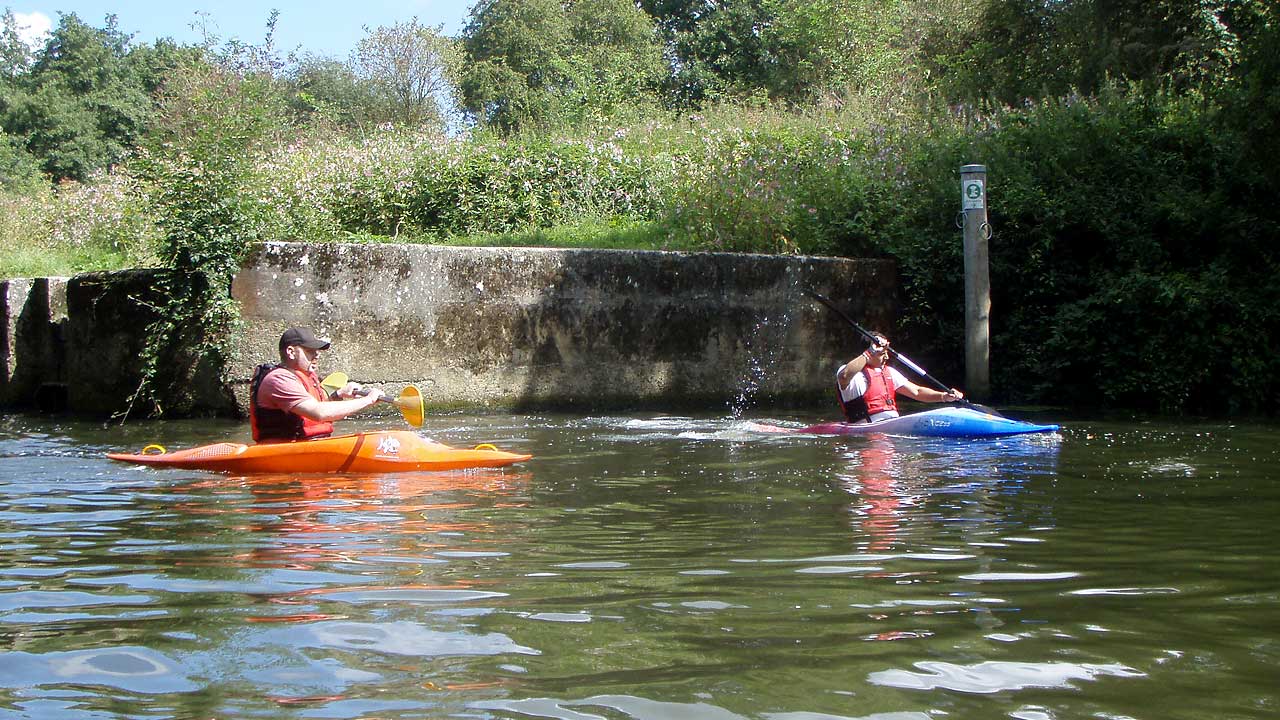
108, 430, 532, 474
799, 406, 1058, 438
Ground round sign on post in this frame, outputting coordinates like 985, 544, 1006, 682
963, 178, 985, 210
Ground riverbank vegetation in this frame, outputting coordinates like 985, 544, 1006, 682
2, 1, 1276, 416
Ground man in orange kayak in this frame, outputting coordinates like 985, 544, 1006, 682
250, 327, 384, 442
836, 333, 963, 423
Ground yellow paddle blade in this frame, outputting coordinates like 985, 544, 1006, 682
319, 372, 422, 427
320, 371, 349, 395
394, 385, 425, 428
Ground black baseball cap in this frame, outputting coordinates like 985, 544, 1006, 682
279, 327, 331, 353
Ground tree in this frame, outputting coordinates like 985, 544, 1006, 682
352, 18, 457, 129
125, 50, 290, 418
563, 0, 666, 115
460, 0, 663, 132
1, 12, 158, 181
640, 0, 769, 104
760, 0, 942, 104
289, 54, 384, 130
933, 0, 1251, 104
0, 128, 40, 189
640, 0, 928, 106
461, 0, 573, 131
1221, 0, 1279, 184
1, 8, 32, 80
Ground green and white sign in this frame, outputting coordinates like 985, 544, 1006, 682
962, 178, 985, 210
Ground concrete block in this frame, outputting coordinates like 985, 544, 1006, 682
2, 244, 897, 418
62, 269, 234, 418
0, 277, 68, 409
230, 243, 896, 413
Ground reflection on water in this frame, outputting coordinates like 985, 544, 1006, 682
0, 412, 1277, 719
868, 659, 1147, 693
835, 433, 1063, 555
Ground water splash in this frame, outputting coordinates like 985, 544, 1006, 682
728, 267, 804, 420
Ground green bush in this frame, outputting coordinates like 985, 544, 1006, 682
407, 133, 660, 234
867, 90, 1280, 415
249, 110, 915, 256
122, 57, 289, 418
254, 126, 671, 241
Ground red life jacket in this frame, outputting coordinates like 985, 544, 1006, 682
250, 363, 335, 442
838, 366, 898, 422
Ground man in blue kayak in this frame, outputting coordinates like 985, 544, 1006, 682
250, 327, 384, 442
836, 333, 964, 423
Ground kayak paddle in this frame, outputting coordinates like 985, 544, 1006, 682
320, 371, 347, 395
320, 372, 425, 428
804, 289, 1003, 417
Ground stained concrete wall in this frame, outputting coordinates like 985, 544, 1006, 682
2, 243, 897, 417
1, 277, 68, 412
2, 270, 184, 416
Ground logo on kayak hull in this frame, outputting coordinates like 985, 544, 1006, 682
376, 435, 401, 456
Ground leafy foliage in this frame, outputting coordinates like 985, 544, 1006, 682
123, 49, 290, 418
0, 9, 31, 79
1220, 1, 1280, 187
863, 90, 1280, 415
254, 124, 667, 240
460, 0, 664, 132
351, 18, 457, 129
933, 0, 1250, 103
0, 130, 40, 189
0, 169, 156, 278
0, 13, 163, 182
289, 55, 383, 130
638, 0, 950, 107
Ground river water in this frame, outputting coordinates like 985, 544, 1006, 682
0, 408, 1276, 719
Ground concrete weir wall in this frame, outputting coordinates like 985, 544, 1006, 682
2, 243, 897, 417
1, 277, 69, 412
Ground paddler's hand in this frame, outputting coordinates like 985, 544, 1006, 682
351, 386, 384, 405
335, 381, 363, 399
865, 335, 890, 359
942, 388, 964, 402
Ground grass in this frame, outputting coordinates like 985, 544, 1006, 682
0, 244, 147, 280
2, 181, 159, 280
342, 218, 706, 253
1, 218, 707, 280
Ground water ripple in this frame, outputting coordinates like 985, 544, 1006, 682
313, 587, 508, 604
959, 571, 1081, 581
1067, 586, 1180, 596
868, 660, 1146, 693
1, 412, 1275, 719
300, 620, 539, 657
0, 590, 152, 612
474, 695, 745, 720
0, 647, 197, 694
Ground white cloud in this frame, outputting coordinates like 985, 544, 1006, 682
12, 11, 53, 49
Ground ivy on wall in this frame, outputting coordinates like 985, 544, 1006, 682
119, 59, 287, 419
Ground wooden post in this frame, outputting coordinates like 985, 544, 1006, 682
960, 164, 990, 400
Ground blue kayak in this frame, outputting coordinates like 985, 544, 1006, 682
798, 406, 1059, 438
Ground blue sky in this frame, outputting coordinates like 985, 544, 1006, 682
8, 1, 477, 59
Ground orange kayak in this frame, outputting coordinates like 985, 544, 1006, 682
107, 430, 532, 474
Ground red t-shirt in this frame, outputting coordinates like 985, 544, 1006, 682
256, 368, 319, 412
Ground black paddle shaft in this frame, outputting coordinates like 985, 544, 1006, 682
804, 289, 976, 402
